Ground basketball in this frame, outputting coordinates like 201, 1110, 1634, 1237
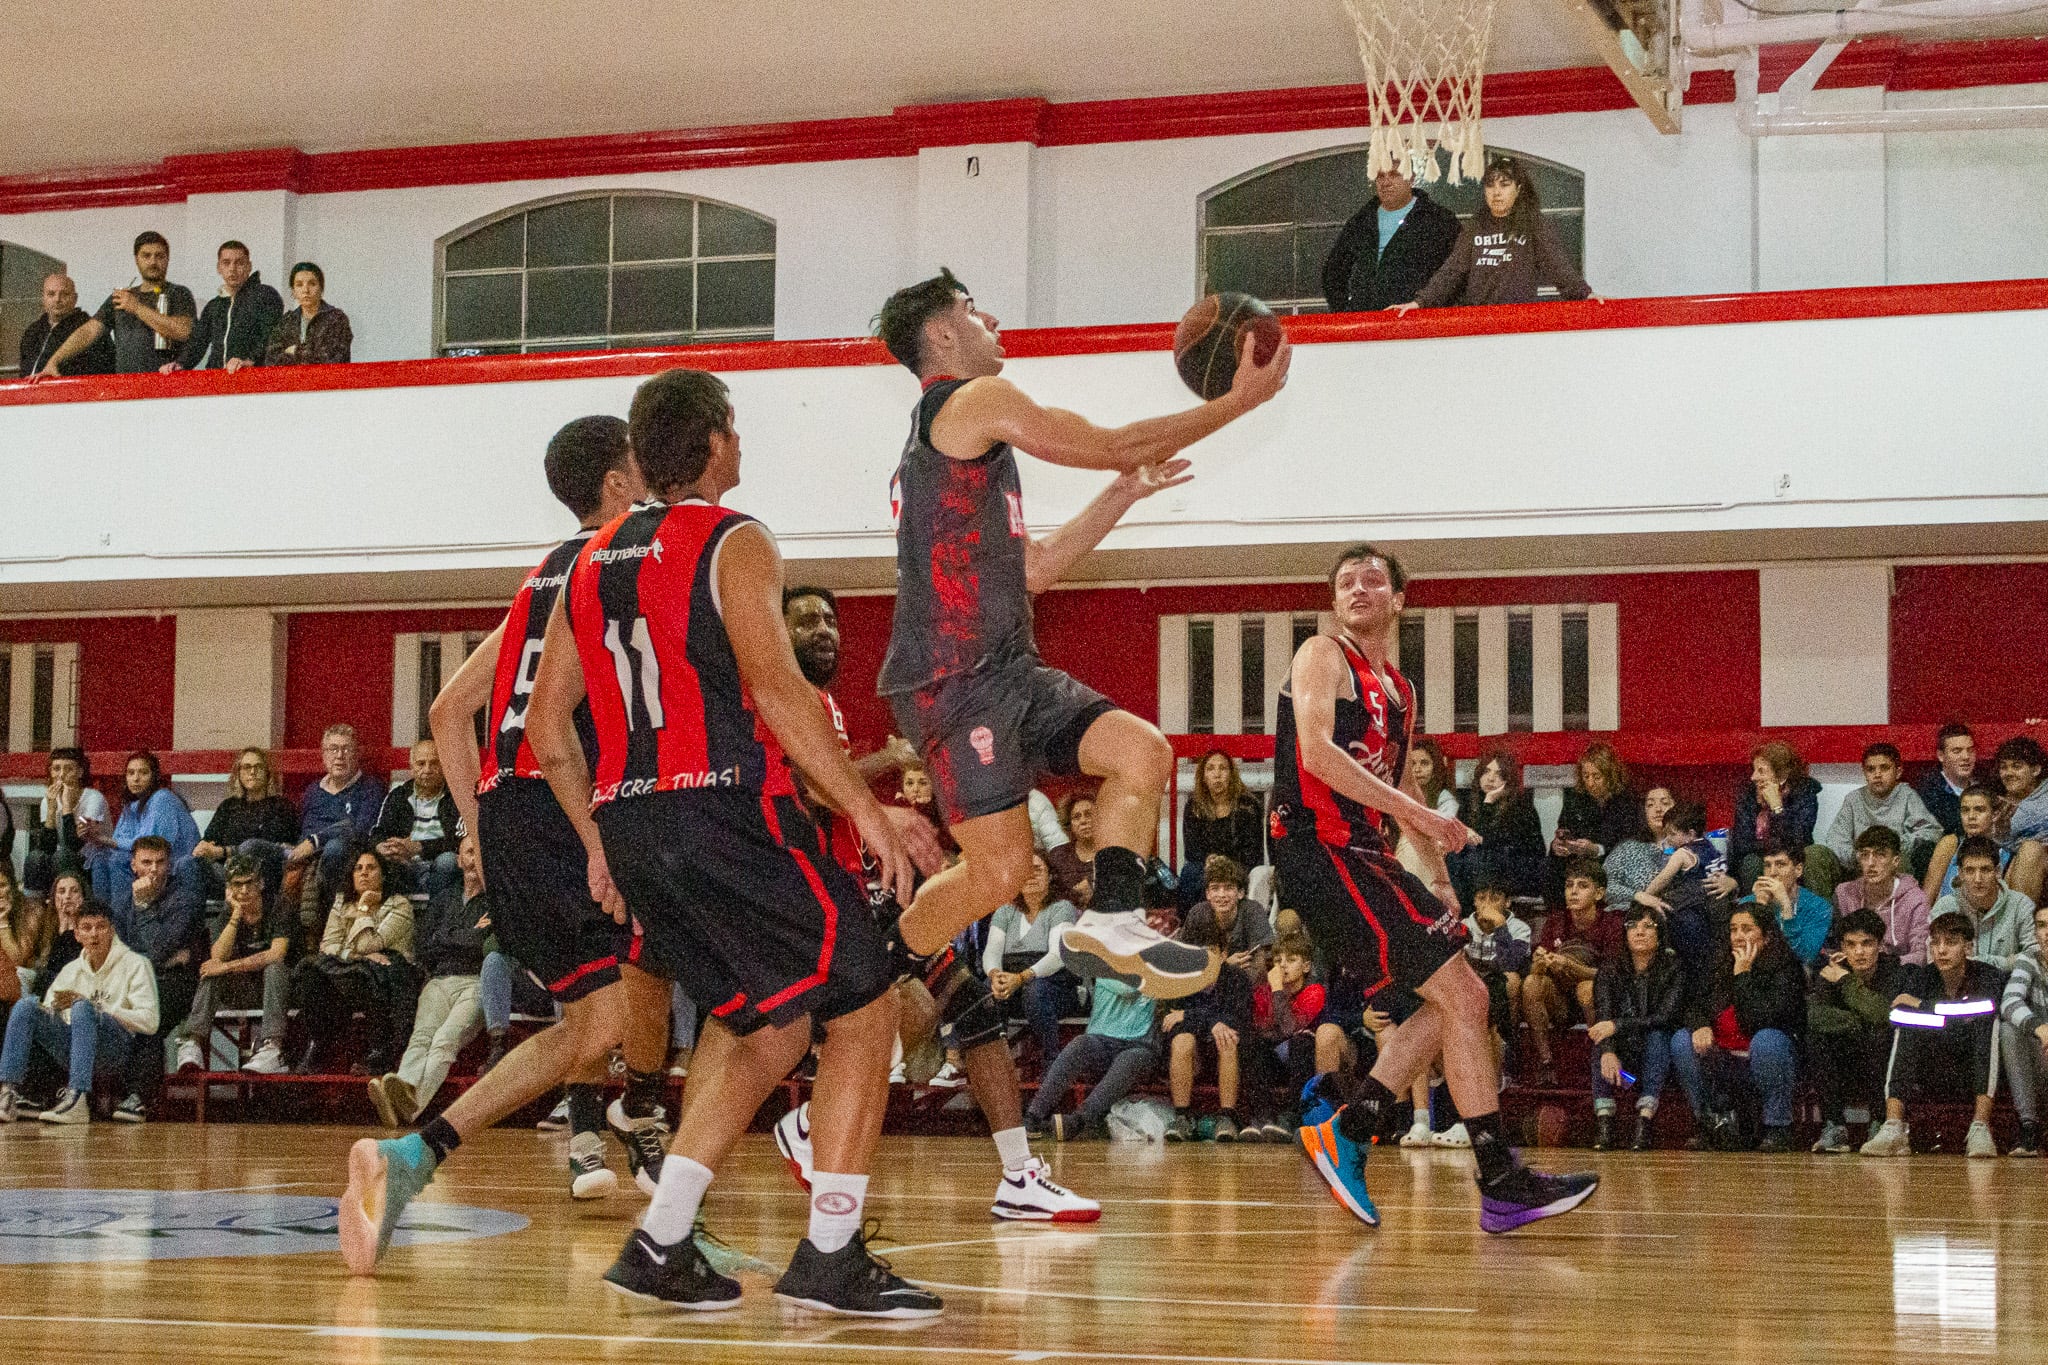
1174, 292, 1283, 400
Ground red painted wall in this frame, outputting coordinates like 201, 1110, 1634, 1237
0, 615, 176, 756
283, 608, 505, 757
1892, 564, 2048, 723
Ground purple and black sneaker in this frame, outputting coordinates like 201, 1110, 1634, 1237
1478, 1166, 1599, 1234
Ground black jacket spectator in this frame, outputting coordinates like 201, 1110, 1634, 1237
1730, 775, 1822, 871
1559, 786, 1645, 858
1320, 189, 1461, 313
374, 783, 463, 862
412, 885, 489, 979
204, 792, 301, 849
1181, 795, 1266, 873
1687, 941, 1808, 1039
264, 304, 352, 366
1915, 768, 1967, 839
19, 308, 114, 377
1593, 945, 1686, 1057
177, 274, 284, 369
1457, 787, 1546, 896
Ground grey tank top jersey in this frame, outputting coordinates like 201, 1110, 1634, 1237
877, 377, 1034, 696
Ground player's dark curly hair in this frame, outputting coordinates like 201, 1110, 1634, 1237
783, 584, 838, 614
629, 367, 732, 494
1328, 543, 1407, 592
875, 268, 968, 374
544, 414, 631, 519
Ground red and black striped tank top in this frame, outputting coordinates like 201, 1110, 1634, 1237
479, 533, 591, 794
1271, 635, 1415, 854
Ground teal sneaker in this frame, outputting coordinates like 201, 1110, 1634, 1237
1299, 1109, 1379, 1227
340, 1133, 439, 1275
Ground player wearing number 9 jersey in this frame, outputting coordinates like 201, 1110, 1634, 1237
527, 367, 946, 1318
340, 415, 677, 1279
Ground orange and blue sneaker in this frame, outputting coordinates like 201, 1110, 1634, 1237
1299, 1108, 1378, 1227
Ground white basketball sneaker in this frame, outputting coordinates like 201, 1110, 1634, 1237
991, 1158, 1100, 1223
774, 1102, 815, 1190
1055, 912, 1218, 1000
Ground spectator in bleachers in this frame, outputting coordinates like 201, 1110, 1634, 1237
1589, 905, 1684, 1150
370, 834, 489, 1128
1407, 738, 1458, 819
1202, 855, 1274, 979
1246, 931, 1324, 1138
373, 739, 463, 898
1923, 783, 2004, 901
1395, 157, 1596, 312
296, 724, 385, 905
1997, 737, 2048, 908
289, 850, 416, 1075
1604, 785, 1676, 905
1732, 837, 1832, 969
1024, 975, 1157, 1142
29, 873, 88, 1000
1452, 746, 1545, 902
1462, 876, 1533, 988
0, 862, 53, 999
984, 852, 1080, 1063
1630, 800, 1736, 973
1161, 901, 1253, 1142
25, 748, 108, 897
17, 272, 114, 378
0, 901, 156, 1125
164, 241, 282, 373
1731, 741, 1835, 895
1546, 742, 1640, 908
1998, 901, 2048, 1157
180, 855, 291, 1076
1917, 722, 1978, 838
1933, 835, 2032, 971
1670, 903, 1806, 1152
1178, 749, 1265, 907
1861, 911, 2005, 1158
115, 835, 206, 1121
263, 262, 352, 365
1046, 790, 1098, 908
1826, 742, 1942, 877
1807, 908, 1906, 1153
1520, 859, 1621, 1087
1321, 166, 1461, 314
101, 752, 199, 916
1835, 825, 1931, 965
36, 231, 196, 377
186, 746, 300, 900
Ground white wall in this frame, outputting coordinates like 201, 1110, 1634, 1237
6, 85, 2048, 361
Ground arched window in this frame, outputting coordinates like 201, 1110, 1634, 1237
1198, 148, 1585, 313
1, 241, 66, 377
435, 191, 774, 356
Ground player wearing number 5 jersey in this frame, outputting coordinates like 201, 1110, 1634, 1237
340, 415, 676, 1277
530, 367, 946, 1319
872, 269, 1290, 1001
1282, 544, 1597, 1235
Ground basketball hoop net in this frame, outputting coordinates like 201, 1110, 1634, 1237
1340, 0, 1497, 184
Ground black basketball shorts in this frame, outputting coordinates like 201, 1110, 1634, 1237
596, 788, 894, 1036
1275, 835, 1463, 1004
891, 649, 1118, 826
475, 777, 634, 1005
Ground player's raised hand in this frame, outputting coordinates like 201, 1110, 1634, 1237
1116, 457, 1193, 500
1228, 327, 1290, 408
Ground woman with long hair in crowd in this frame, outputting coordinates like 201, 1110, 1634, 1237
1545, 742, 1640, 907
187, 746, 302, 900
102, 750, 201, 915
985, 852, 1081, 1064
1452, 745, 1545, 903
1669, 903, 1806, 1152
1396, 156, 1598, 311
1179, 748, 1266, 907
0, 862, 53, 999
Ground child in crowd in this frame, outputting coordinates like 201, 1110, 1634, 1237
1023, 976, 1157, 1142
1461, 877, 1532, 1055
1245, 931, 1324, 1140
1521, 860, 1622, 1087
1835, 825, 1931, 965
1922, 784, 2007, 902
1861, 911, 2006, 1158
1631, 800, 1726, 975
1161, 902, 1255, 1142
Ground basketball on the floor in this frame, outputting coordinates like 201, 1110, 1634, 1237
1174, 292, 1283, 399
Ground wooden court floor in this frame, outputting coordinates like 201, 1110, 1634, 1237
0, 1121, 2042, 1364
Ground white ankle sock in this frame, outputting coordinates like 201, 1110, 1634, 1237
808, 1170, 868, 1253
641, 1155, 713, 1246
992, 1126, 1032, 1173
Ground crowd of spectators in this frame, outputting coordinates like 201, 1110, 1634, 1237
16, 232, 350, 381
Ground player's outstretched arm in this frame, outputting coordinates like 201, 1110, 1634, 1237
1023, 458, 1190, 594
932, 329, 1290, 473
428, 619, 506, 839
717, 523, 943, 902
1291, 636, 1474, 856
526, 600, 620, 913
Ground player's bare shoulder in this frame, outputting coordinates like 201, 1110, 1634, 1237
1289, 631, 1350, 691
928, 374, 1028, 461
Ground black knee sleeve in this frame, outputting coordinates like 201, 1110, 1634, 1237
942, 974, 1007, 1052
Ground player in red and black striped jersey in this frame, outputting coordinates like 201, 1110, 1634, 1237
526, 368, 946, 1318
341, 415, 677, 1277
775, 584, 1098, 1224
871, 270, 1288, 1003
1280, 545, 1597, 1237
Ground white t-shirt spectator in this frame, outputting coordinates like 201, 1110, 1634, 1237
41, 787, 111, 828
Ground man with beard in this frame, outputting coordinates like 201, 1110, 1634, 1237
775, 585, 1098, 1223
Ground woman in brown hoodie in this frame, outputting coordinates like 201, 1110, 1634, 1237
1395, 157, 1598, 311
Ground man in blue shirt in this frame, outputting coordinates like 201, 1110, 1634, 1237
295, 723, 385, 905
1741, 838, 1832, 967
1319, 168, 1461, 313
